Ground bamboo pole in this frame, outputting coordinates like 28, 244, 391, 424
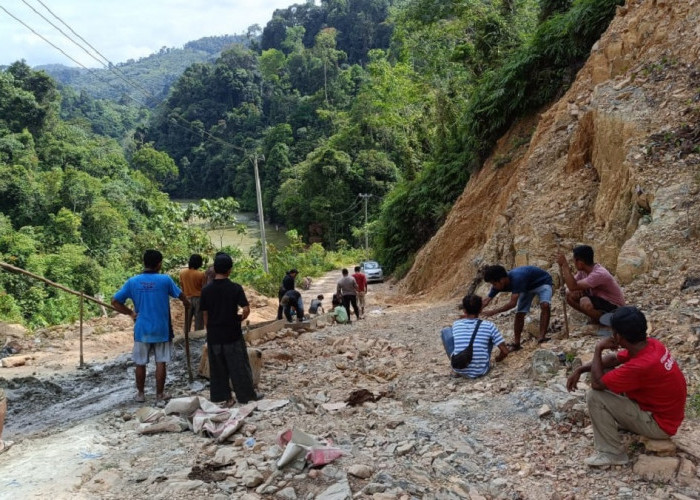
79, 293, 85, 368
0, 261, 116, 311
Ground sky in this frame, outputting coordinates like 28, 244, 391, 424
0, 0, 297, 67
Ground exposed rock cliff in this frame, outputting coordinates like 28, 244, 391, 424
403, 0, 700, 298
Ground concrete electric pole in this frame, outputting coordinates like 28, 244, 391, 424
359, 193, 371, 257
253, 153, 269, 273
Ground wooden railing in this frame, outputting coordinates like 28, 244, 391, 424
0, 261, 117, 368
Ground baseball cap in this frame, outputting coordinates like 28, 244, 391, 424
599, 306, 647, 337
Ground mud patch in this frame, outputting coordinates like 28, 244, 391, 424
0, 338, 206, 439
188, 464, 228, 483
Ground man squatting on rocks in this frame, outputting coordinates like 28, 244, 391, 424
180, 253, 206, 334
0, 387, 12, 454
557, 245, 625, 324
337, 268, 361, 323
277, 269, 298, 320
567, 306, 686, 467
482, 265, 553, 351
280, 289, 304, 323
112, 249, 190, 403
200, 253, 263, 406
441, 294, 509, 378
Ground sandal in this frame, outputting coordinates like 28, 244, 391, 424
506, 343, 522, 352
537, 337, 552, 344
134, 392, 146, 403
156, 392, 172, 402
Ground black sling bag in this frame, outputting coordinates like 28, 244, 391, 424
450, 319, 482, 370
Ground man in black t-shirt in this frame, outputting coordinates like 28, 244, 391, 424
200, 253, 263, 406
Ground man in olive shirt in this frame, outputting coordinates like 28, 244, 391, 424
180, 254, 206, 333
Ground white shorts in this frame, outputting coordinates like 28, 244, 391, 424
132, 341, 172, 365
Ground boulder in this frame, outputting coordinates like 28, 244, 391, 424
316, 479, 352, 500
0, 322, 27, 338
639, 436, 676, 456
632, 454, 679, 482
348, 464, 373, 479
242, 470, 264, 488
616, 245, 649, 284
530, 350, 561, 380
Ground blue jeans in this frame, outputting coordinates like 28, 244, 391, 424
441, 326, 454, 357
516, 284, 553, 314
284, 297, 304, 322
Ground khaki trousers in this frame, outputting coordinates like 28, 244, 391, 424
357, 291, 366, 312
586, 389, 669, 455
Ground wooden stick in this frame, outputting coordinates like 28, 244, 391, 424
79, 293, 85, 368
184, 308, 193, 382
0, 261, 116, 311
555, 238, 571, 338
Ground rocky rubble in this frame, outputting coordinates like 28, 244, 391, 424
1, 283, 697, 499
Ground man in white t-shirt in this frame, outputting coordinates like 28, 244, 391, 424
557, 245, 625, 323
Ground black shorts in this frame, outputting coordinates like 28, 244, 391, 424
588, 295, 618, 313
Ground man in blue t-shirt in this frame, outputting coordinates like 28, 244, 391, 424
482, 265, 553, 351
112, 249, 189, 404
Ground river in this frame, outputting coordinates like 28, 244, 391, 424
175, 200, 289, 254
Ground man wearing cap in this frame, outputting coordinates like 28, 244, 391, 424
567, 306, 687, 467
557, 245, 625, 323
277, 269, 298, 320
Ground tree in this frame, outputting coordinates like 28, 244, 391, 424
131, 144, 179, 189
188, 197, 245, 248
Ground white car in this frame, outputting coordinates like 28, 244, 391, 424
360, 261, 383, 283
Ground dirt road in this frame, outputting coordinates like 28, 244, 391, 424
0, 273, 698, 499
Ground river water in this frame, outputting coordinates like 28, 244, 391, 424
175, 200, 289, 254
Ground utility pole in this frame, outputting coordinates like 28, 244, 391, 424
253, 153, 269, 273
359, 193, 371, 257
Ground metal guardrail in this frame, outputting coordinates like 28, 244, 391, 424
0, 261, 117, 368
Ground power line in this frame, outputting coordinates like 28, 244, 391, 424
2, 2, 250, 157
30, 0, 152, 97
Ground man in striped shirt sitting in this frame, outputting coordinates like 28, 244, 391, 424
441, 294, 509, 378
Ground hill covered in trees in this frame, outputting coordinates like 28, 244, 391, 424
0, 61, 208, 327
38, 34, 248, 107
142, 0, 623, 271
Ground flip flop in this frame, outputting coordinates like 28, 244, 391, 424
0, 440, 14, 454
135, 393, 146, 403
156, 392, 172, 402
506, 343, 522, 352
537, 337, 552, 344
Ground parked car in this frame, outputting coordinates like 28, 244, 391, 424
360, 261, 384, 283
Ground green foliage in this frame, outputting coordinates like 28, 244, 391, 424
376, 0, 622, 271
0, 65, 213, 327
40, 35, 247, 107
130, 144, 179, 189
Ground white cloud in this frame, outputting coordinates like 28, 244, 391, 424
0, 0, 295, 67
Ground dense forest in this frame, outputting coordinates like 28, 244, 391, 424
38, 34, 247, 105
0, 61, 210, 326
0, 0, 624, 326
143, 0, 623, 272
